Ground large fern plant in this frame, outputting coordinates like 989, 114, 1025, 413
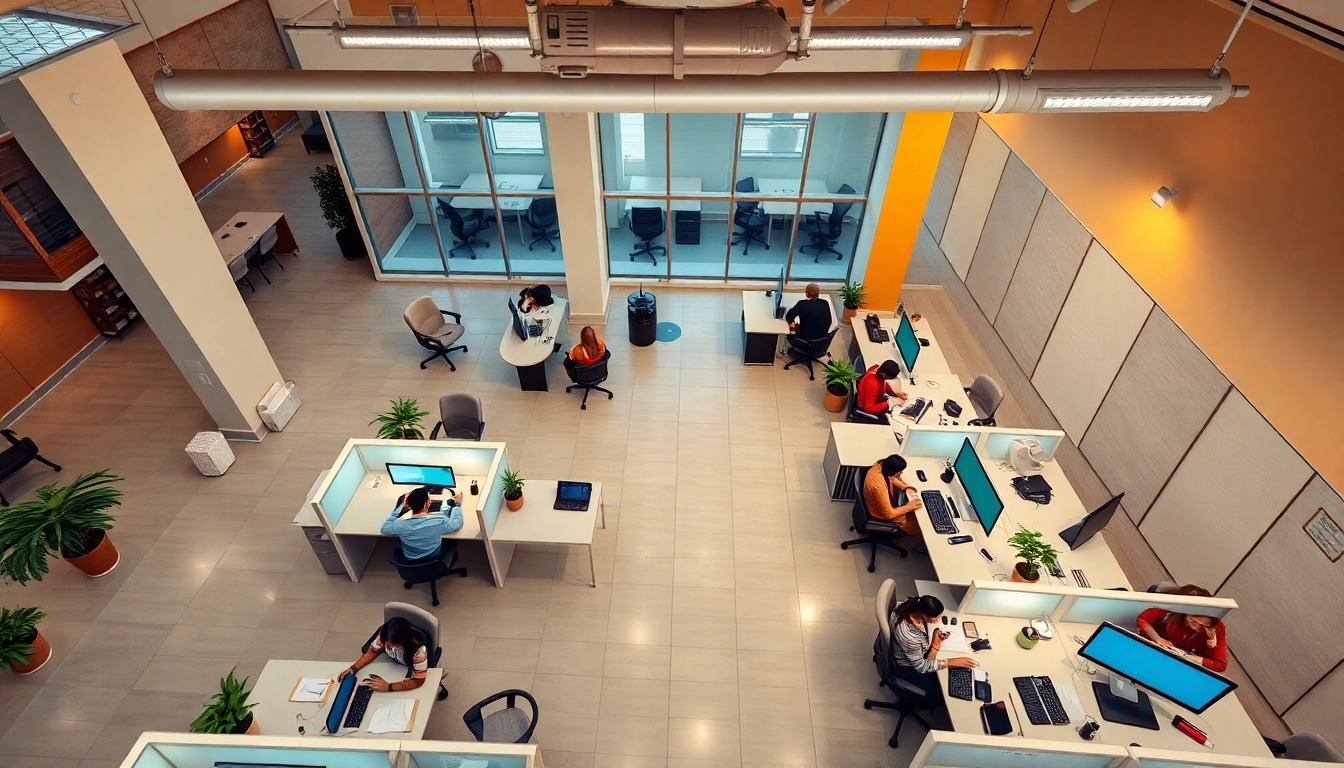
0, 606, 44, 671
370, 397, 429, 440
0, 470, 122, 585
190, 668, 257, 734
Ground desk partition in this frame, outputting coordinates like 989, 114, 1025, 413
980, 427, 1066, 462
119, 732, 540, 768
962, 581, 1238, 625
913, 731, 1128, 768
1124, 747, 1337, 768
904, 425, 985, 459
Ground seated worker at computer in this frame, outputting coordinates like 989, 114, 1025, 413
380, 487, 464, 564
863, 454, 923, 547
338, 617, 427, 692
1135, 588, 1228, 672
785, 283, 831, 340
856, 360, 909, 424
564, 325, 610, 382
518, 284, 554, 312
890, 595, 979, 707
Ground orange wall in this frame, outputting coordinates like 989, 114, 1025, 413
0, 288, 99, 415
972, 0, 1344, 491
177, 124, 249, 196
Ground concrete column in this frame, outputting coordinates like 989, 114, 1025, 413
0, 40, 283, 440
544, 112, 610, 325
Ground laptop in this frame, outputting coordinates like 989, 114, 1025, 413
554, 481, 593, 511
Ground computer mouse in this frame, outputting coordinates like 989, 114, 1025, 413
918, 338, 930, 347
941, 616, 948, 625
916, 470, 927, 482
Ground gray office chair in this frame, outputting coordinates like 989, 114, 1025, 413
229, 256, 254, 293
464, 689, 538, 744
430, 394, 484, 440
864, 578, 935, 748
841, 468, 907, 571
964, 374, 1004, 426
782, 328, 837, 381
1267, 733, 1344, 763
403, 296, 468, 371
258, 225, 285, 270
361, 602, 450, 700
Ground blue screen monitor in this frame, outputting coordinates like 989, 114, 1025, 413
895, 311, 920, 375
386, 463, 456, 490
507, 297, 528, 341
1078, 622, 1237, 714
326, 671, 357, 733
772, 268, 786, 316
954, 438, 1004, 536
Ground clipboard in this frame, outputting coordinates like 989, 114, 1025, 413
288, 677, 333, 703
366, 698, 420, 734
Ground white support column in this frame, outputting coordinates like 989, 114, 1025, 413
545, 112, 609, 325
0, 40, 283, 440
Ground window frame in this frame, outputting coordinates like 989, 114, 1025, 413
485, 112, 547, 155
738, 113, 810, 159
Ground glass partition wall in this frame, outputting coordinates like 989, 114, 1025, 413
599, 111, 885, 283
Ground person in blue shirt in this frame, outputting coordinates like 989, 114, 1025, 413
381, 486, 463, 564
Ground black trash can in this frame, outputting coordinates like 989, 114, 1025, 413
628, 291, 657, 347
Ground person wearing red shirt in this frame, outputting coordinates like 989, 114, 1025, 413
855, 360, 908, 423
1136, 603, 1228, 672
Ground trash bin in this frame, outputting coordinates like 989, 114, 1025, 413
628, 290, 657, 347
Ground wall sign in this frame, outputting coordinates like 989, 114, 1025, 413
1303, 508, 1344, 563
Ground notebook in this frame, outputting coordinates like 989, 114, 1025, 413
289, 677, 332, 703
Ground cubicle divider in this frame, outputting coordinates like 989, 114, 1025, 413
961, 580, 1238, 626
476, 448, 510, 588
912, 730, 1129, 768
313, 439, 381, 583
117, 732, 541, 768
1124, 746, 1340, 768
901, 424, 1067, 462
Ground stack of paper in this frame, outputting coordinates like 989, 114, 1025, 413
290, 678, 331, 703
368, 698, 416, 734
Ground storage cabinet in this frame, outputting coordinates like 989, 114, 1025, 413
238, 111, 275, 158
70, 264, 139, 337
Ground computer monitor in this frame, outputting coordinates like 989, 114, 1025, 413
386, 463, 456, 493
507, 297, 528, 341
772, 268, 786, 318
895, 311, 920, 377
954, 438, 1004, 537
1078, 622, 1237, 717
1060, 493, 1125, 550
326, 671, 357, 733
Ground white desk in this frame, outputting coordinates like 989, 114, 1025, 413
331, 470, 485, 543
212, 211, 297, 269
489, 480, 605, 587
853, 311, 954, 380
757, 178, 831, 247
628, 176, 703, 212
499, 297, 568, 391
445, 173, 545, 241
741, 290, 837, 365
887, 374, 978, 432
250, 659, 442, 740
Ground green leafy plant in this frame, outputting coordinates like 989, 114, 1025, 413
0, 606, 44, 671
1007, 527, 1059, 581
0, 470, 122, 585
370, 398, 429, 440
190, 668, 257, 734
839, 280, 867, 311
822, 359, 860, 397
311, 164, 355, 232
500, 469, 525, 501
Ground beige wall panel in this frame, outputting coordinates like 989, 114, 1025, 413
1080, 308, 1231, 521
922, 111, 977, 242
965, 154, 1045, 322
1221, 475, 1344, 713
994, 193, 1091, 374
1140, 390, 1314, 588
1031, 242, 1152, 442
939, 120, 1008, 280
1285, 658, 1344, 752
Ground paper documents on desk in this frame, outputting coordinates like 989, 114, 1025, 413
937, 622, 970, 653
368, 698, 416, 734
289, 677, 331, 703
1056, 682, 1087, 723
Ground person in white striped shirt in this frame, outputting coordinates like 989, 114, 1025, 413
889, 595, 979, 707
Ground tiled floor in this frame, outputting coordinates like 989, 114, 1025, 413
0, 129, 966, 768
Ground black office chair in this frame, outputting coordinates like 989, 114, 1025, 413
801, 184, 856, 262
731, 177, 769, 254
865, 579, 935, 748
0, 429, 60, 506
388, 546, 466, 607
566, 357, 614, 410
429, 393, 485, 440
841, 470, 907, 572
846, 355, 887, 425
782, 328, 837, 381
524, 198, 559, 252
438, 199, 490, 259
463, 689, 539, 744
628, 207, 666, 264
361, 602, 450, 701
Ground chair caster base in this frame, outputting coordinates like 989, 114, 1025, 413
437, 686, 449, 701
840, 542, 852, 550
867, 563, 876, 573
404, 582, 412, 589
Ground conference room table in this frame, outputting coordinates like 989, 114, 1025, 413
211, 211, 298, 271
757, 178, 832, 247
628, 175, 703, 211
445, 173, 545, 242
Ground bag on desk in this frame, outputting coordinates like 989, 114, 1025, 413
981, 701, 1014, 736
943, 400, 963, 418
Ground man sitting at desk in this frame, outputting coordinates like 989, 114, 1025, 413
863, 454, 923, 547
855, 360, 909, 424
381, 487, 464, 564
785, 283, 831, 340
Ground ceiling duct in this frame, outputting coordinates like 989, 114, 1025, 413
153, 68, 1247, 115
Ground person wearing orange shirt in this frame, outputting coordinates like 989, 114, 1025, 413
862, 454, 923, 547
564, 325, 609, 382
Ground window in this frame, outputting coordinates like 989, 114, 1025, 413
740, 113, 810, 158
618, 113, 646, 161
487, 112, 546, 154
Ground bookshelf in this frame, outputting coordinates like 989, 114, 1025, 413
238, 111, 275, 158
71, 264, 139, 337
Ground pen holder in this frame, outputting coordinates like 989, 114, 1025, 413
1017, 627, 1040, 650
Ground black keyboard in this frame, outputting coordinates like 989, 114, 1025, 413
948, 668, 973, 701
867, 326, 890, 343
922, 491, 958, 535
1012, 676, 1070, 725
343, 684, 374, 729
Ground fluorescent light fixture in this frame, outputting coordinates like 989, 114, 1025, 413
1151, 186, 1179, 208
808, 34, 965, 49
1037, 90, 1219, 112
335, 25, 531, 50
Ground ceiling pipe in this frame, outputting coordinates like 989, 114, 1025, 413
153, 68, 1246, 115
796, 0, 816, 59
524, 0, 542, 57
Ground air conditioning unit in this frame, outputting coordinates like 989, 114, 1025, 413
258, 380, 301, 431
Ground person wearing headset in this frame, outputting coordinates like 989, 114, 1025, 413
337, 617, 427, 692
889, 595, 979, 707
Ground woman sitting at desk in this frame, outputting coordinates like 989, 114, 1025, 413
338, 617, 428, 692
518, 284, 554, 312
1135, 586, 1228, 672
890, 595, 979, 707
863, 454, 923, 546
856, 360, 908, 424
564, 325, 610, 382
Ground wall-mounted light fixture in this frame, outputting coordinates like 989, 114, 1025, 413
1151, 186, 1179, 208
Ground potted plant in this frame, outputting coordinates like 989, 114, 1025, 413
839, 280, 866, 324
311, 164, 366, 260
0, 470, 123, 584
190, 668, 260, 735
501, 469, 525, 511
1006, 527, 1059, 584
370, 398, 429, 440
821, 359, 859, 413
0, 606, 51, 675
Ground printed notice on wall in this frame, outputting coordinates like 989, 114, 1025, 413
1303, 508, 1344, 563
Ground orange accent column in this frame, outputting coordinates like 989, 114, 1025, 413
861, 47, 965, 310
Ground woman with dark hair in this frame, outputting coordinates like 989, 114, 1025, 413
889, 595, 979, 706
863, 454, 923, 546
855, 359, 908, 423
1135, 585, 1228, 672
338, 617, 429, 691
518, 284, 554, 312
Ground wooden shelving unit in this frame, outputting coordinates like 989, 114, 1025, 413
238, 111, 275, 158
71, 264, 139, 337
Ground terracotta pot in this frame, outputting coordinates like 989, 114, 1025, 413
842, 307, 858, 325
63, 530, 120, 578
10, 630, 52, 675
506, 494, 524, 511
1011, 562, 1040, 584
231, 712, 260, 735
823, 390, 847, 413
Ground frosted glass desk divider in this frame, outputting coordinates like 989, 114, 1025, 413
962, 580, 1238, 625
912, 730, 1129, 768
400, 738, 542, 768
116, 731, 541, 768
979, 427, 1067, 462
904, 424, 989, 459
1124, 746, 1334, 768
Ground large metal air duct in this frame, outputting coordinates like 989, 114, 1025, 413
153, 68, 1246, 115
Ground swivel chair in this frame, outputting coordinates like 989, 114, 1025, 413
628, 207, 666, 264
840, 470, 907, 572
388, 546, 466, 608
864, 579, 935, 748
430, 393, 485, 440
846, 355, 887, 425
438, 199, 490, 259
403, 296, 468, 371
566, 358, 614, 410
464, 689, 538, 744
782, 328, 837, 381
731, 177, 769, 254
524, 198, 559, 252
0, 429, 61, 506
801, 184, 856, 262
964, 374, 1004, 426
361, 602, 451, 700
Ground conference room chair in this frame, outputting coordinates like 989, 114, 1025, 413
388, 546, 466, 609
244, 226, 282, 284
864, 578, 935, 748
0, 429, 61, 506
463, 689, 539, 744
800, 183, 856, 262
229, 256, 254, 293
524, 198, 559, 252
1266, 733, 1344, 763
731, 177, 769, 254
782, 328, 837, 381
361, 601, 450, 701
403, 296, 468, 371
566, 358, 615, 410
628, 206, 666, 264
438, 199, 490, 259
841, 469, 907, 571
430, 393, 485, 440
964, 374, 1004, 426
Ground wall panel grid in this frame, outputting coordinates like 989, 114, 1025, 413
939, 119, 1008, 280
964, 153, 1046, 322
922, 111, 977, 242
